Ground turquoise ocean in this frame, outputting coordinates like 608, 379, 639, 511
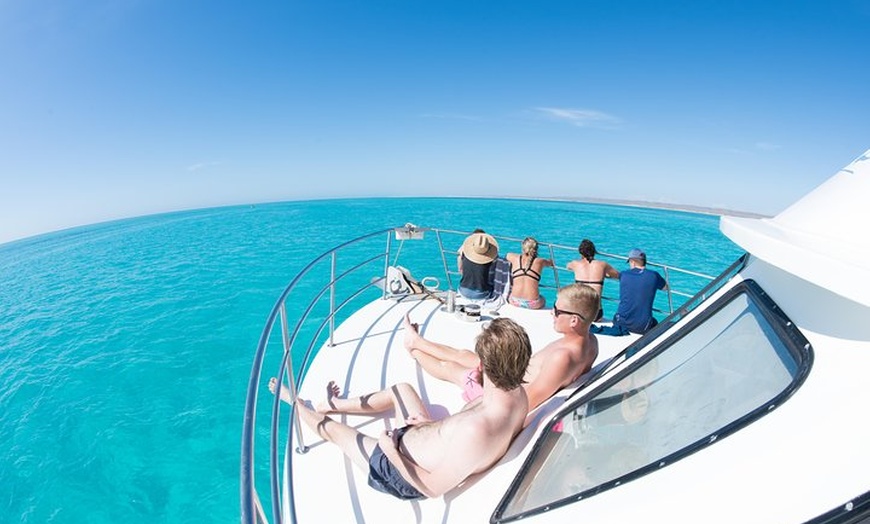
0, 198, 743, 523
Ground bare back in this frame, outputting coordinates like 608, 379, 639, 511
399, 387, 528, 480
507, 253, 552, 300
568, 258, 614, 294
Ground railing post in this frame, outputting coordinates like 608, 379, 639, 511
383, 231, 393, 300
546, 243, 560, 289
280, 303, 307, 454
435, 230, 454, 290
663, 266, 674, 314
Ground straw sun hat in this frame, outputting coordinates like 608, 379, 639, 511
461, 233, 499, 264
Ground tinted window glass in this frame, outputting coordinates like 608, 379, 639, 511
497, 282, 810, 521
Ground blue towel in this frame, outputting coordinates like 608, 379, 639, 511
491, 257, 512, 299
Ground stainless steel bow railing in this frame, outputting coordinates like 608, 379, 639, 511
240, 225, 717, 524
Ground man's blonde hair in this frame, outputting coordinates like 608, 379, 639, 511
558, 283, 600, 324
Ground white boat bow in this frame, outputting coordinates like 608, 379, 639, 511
242, 149, 870, 524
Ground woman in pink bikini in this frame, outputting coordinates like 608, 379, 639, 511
506, 237, 554, 309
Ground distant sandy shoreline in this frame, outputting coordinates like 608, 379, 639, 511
476, 195, 771, 219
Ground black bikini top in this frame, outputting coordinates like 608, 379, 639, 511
511, 255, 542, 281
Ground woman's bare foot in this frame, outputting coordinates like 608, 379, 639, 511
268, 377, 293, 404
315, 380, 342, 413
403, 313, 423, 352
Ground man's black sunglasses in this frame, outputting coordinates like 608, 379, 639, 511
553, 305, 587, 322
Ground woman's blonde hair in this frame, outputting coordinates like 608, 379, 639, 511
521, 237, 539, 257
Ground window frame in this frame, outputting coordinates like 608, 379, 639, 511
491, 279, 814, 523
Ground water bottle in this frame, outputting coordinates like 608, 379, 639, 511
446, 290, 455, 313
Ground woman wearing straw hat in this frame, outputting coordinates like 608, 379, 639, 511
457, 231, 499, 300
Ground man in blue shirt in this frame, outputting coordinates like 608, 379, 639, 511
591, 248, 668, 336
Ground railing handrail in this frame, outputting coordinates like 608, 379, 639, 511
240, 228, 393, 524
240, 226, 716, 524
430, 228, 715, 318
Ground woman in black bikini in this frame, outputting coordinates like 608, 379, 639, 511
506, 237, 553, 309
566, 239, 620, 320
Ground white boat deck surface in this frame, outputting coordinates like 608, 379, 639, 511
287, 294, 635, 523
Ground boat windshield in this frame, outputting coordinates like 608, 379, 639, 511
495, 280, 811, 522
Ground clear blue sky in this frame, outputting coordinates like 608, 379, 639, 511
2, 0, 868, 245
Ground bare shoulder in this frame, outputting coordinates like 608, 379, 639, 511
559, 335, 594, 366
551, 335, 598, 381
536, 339, 576, 368
585, 333, 600, 359
529, 340, 584, 391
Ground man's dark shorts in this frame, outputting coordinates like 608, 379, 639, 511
367, 426, 426, 500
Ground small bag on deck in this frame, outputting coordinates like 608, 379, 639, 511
385, 266, 425, 296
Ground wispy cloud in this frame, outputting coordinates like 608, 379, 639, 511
187, 161, 221, 172
533, 107, 622, 129
419, 112, 484, 122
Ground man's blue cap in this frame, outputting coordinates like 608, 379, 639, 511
627, 248, 646, 263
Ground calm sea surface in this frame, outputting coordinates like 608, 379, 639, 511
0, 197, 742, 523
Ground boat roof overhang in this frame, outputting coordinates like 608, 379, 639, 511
721, 149, 870, 308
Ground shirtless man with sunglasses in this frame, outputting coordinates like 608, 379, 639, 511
404, 283, 600, 420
